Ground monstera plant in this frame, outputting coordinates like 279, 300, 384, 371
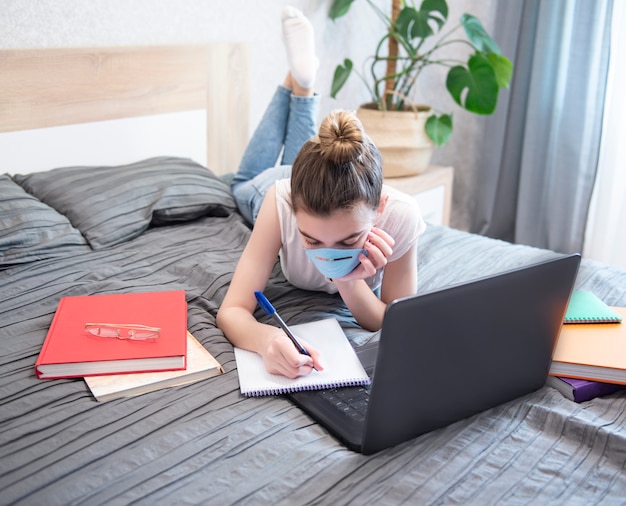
330, 0, 513, 149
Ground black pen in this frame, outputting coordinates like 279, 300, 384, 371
254, 290, 315, 367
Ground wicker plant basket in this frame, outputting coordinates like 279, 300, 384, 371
357, 103, 434, 178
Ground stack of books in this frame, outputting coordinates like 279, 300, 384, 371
548, 290, 626, 402
35, 290, 223, 401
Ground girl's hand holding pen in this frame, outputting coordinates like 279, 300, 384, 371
262, 331, 323, 379
254, 290, 323, 378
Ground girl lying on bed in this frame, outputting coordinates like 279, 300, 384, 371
217, 6, 425, 379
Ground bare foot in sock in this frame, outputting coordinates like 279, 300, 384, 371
282, 6, 318, 90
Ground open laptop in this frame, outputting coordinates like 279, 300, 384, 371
287, 254, 581, 454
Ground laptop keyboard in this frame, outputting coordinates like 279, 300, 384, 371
319, 384, 371, 422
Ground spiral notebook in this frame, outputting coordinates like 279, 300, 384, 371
564, 290, 623, 323
234, 318, 370, 396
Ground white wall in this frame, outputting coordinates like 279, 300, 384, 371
1, 0, 498, 230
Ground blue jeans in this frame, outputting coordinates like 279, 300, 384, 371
232, 85, 320, 224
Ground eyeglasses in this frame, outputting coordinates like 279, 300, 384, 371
84, 323, 161, 341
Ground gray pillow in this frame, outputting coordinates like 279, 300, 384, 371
0, 175, 88, 268
13, 157, 237, 249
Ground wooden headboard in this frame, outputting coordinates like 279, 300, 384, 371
0, 43, 249, 175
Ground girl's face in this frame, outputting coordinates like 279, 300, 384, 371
295, 197, 388, 279
296, 201, 383, 279
295, 201, 378, 251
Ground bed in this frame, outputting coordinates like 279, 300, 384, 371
1, 44, 625, 505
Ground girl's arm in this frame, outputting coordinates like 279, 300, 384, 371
217, 186, 323, 378
380, 242, 418, 303
334, 242, 418, 331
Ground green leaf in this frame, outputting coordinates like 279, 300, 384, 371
446, 54, 499, 114
487, 53, 513, 89
329, 0, 356, 20
396, 0, 448, 40
425, 114, 453, 147
420, 0, 448, 29
331, 59, 353, 99
461, 14, 501, 54
396, 8, 426, 39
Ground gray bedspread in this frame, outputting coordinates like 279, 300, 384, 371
1, 162, 625, 505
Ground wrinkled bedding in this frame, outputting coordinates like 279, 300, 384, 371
1, 158, 625, 505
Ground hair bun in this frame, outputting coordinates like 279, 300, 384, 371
318, 110, 366, 164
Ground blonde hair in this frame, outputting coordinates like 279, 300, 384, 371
290, 110, 383, 215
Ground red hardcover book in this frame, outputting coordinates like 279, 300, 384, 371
35, 290, 187, 379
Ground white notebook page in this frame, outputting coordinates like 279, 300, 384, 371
234, 318, 370, 396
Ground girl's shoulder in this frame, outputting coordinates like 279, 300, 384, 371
381, 184, 422, 221
272, 178, 295, 242
274, 178, 291, 199
273, 178, 292, 222
380, 185, 427, 257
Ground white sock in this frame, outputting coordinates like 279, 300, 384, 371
282, 6, 318, 89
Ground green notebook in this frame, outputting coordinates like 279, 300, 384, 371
564, 290, 623, 324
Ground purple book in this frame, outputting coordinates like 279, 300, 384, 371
547, 376, 626, 403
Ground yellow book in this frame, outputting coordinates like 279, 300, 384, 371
550, 307, 626, 385
85, 331, 223, 401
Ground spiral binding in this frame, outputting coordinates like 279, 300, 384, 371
244, 377, 371, 397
